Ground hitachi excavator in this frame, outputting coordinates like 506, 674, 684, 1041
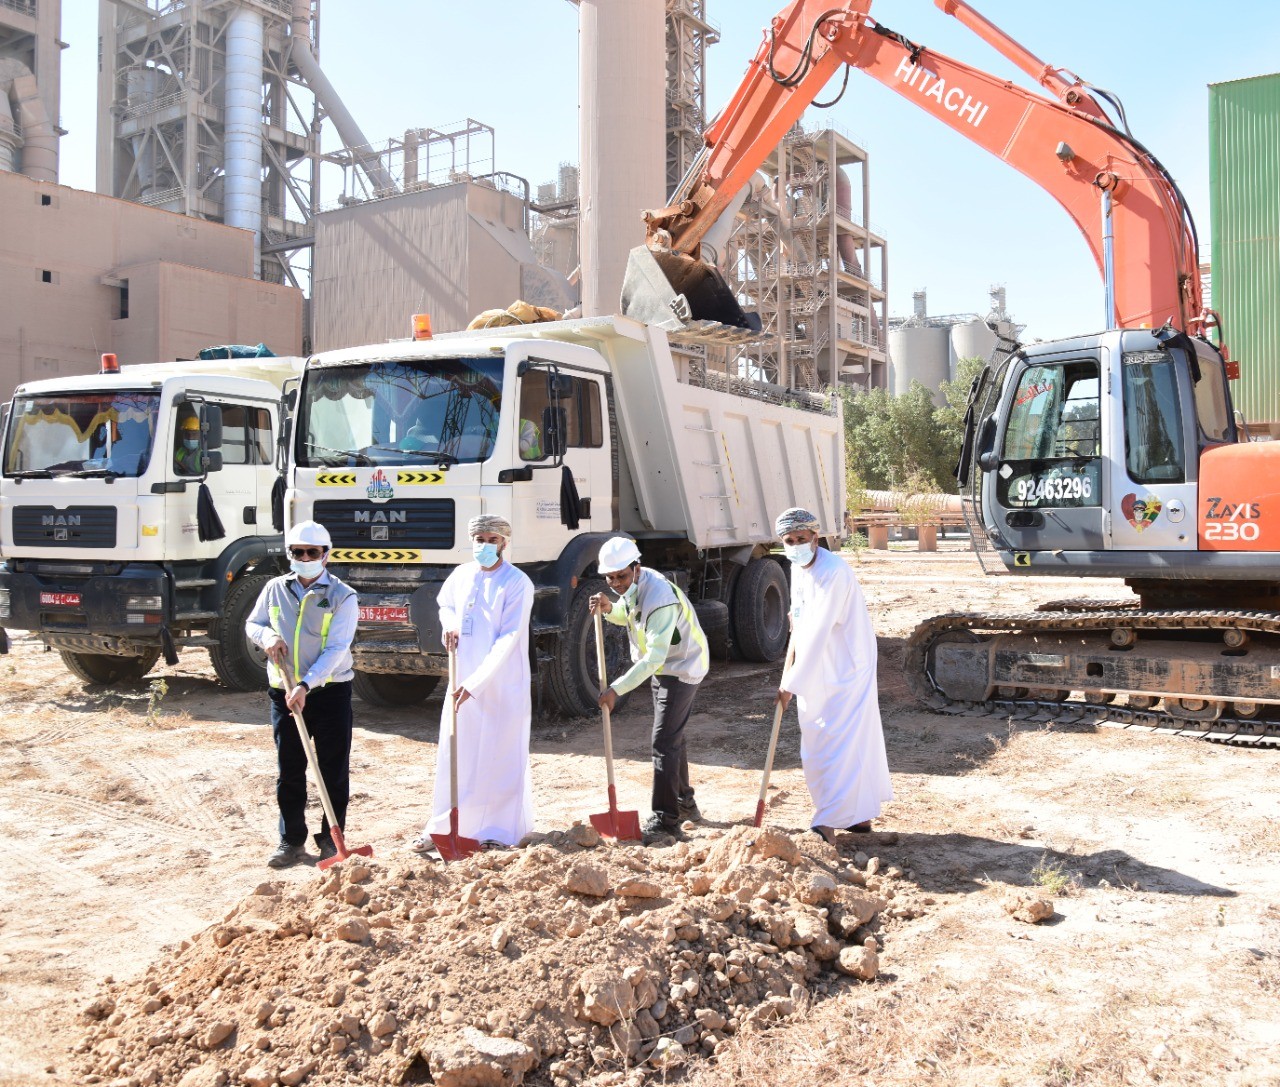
621, 0, 1280, 746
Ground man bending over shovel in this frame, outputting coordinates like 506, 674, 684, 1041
412, 515, 536, 856
245, 520, 360, 868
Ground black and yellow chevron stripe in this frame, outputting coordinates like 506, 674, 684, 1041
315, 472, 357, 486
396, 470, 447, 485
328, 548, 424, 563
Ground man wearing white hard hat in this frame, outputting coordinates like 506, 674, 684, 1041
590, 536, 709, 842
774, 507, 892, 842
413, 514, 535, 854
245, 520, 360, 868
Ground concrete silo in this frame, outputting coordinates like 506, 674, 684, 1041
888, 291, 951, 397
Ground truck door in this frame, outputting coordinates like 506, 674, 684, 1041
1104, 348, 1197, 551
513, 368, 612, 550
983, 356, 1106, 552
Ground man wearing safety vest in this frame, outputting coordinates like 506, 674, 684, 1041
590, 537, 709, 843
245, 521, 360, 868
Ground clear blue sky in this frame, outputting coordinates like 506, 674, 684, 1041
56, 0, 1279, 341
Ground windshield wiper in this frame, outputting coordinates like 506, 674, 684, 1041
366, 444, 458, 467
8, 470, 54, 479
305, 442, 374, 466
68, 468, 125, 480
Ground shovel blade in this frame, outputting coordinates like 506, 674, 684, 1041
317, 826, 375, 871
431, 831, 481, 862
590, 808, 643, 842
753, 799, 766, 829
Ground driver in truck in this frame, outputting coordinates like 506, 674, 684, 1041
173, 410, 202, 475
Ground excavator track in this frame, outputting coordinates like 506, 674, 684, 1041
904, 605, 1280, 748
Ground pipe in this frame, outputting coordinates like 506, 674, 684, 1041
834, 168, 863, 276
0, 91, 17, 173
224, 6, 265, 272
0, 61, 57, 182
289, 0, 397, 194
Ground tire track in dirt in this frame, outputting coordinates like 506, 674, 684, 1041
18, 786, 216, 839
117, 760, 227, 835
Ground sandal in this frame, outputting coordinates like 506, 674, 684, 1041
409, 836, 439, 857
847, 821, 873, 834
480, 839, 508, 852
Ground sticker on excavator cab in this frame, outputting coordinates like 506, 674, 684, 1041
999, 461, 1100, 510
1121, 492, 1162, 532
1014, 552, 1031, 567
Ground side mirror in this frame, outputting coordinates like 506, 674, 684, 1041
203, 405, 224, 450
547, 373, 574, 399
203, 450, 224, 473
977, 451, 999, 473
541, 405, 568, 458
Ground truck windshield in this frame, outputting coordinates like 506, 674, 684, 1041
3, 391, 160, 478
298, 357, 503, 468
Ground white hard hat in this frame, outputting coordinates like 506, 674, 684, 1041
287, 520, 332, 549
597, 536, 641, 574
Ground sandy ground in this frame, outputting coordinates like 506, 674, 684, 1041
2, 546, 1278, 1085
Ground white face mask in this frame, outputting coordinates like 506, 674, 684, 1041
472, 541, 500, 567
619, 578, 640, 606
783, 541, 815, 566
290, 558, 324, 579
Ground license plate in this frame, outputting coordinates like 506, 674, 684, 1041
40, 592, 81, 607
359, 605, 409, 623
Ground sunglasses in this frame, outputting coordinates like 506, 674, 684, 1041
289, 547, 325, 559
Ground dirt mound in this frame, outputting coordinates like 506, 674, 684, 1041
71, 824, 923, 1087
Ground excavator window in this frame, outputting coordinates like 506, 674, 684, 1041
1121, 352, 1185, 484
1192, 352, 1232, 444
998, 360, 1100, 509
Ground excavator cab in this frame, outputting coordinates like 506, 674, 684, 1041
970, 329, 1239, 573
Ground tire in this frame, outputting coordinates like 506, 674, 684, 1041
694, 600, 731, 662
208, 573, 272, 692
545, 578, 632, 718
731, 557, 790, 663
353, 670, 440, 707
60, 648, 161, 685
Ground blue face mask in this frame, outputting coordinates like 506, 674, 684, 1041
618, 578, 639, 606
183, 438, 199, 451
473, 541, 500, 567
290, 558, 324, 579
783, 541, 815, 566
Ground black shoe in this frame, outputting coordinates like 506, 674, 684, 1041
847, 821, 873, 834
641, 814, 680, 845
316, 834, 337, 861
267, 840, 306, 868
677, 795, 702, 823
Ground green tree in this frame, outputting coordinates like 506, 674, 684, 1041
933, 356, 988, 492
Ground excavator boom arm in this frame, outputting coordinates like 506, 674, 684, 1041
648, 0, 1202, 334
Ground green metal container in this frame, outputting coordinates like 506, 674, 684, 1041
1209, 73, 1280, 427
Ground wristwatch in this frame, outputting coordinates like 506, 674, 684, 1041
298, 681, 310, 692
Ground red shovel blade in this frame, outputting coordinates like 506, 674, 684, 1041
431, 808, 481, 862
753, 798, 766, 829
590, 785, 642, 841
318, 826, 374, 871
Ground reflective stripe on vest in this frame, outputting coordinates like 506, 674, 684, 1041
268, 597, 336, 689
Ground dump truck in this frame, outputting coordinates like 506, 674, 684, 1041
0, 352, 302, 689
285, 314, 843, 715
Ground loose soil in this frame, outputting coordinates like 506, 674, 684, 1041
1, 548, 1278, 1086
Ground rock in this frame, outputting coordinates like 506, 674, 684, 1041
791, 912, 838, 960
240, 1065, 277, 1087
334, 916, 371, 943
687, 873, 712, 896
635, 1009, 660, 1040
564, 864, 610, 898
648, 1038, 687, 1069
566, 823, 601, 849
491, 926, 512, 953
835, 945, 879, 980
342, 885, 367, 907
197, 1021, 235, 1050
673, 1024, 697, 1046
252, 882, 280, 897
369, 1010, 397, 1038
254, 1002, 276, 1026
694, 1008, 726, 1031
278, 1062, 317, 1087
345, 864, 372, 884
176, 1066, 227, 1087
704, 827, 801, 877
616, 879, 662, 899
1004, 894, 1054, 923
795, 872, 838, 906
577, 966, 638, 1026
428, 1027, 537, 1087
745, 996, 795, 1026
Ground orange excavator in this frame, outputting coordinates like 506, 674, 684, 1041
621, 0, 1280, 746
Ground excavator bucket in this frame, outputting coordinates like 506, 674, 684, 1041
621, 246, 762, 342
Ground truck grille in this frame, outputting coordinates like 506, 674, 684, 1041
313, 499, 454, 550
11, 506, 118, 548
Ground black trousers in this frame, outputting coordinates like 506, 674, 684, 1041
270, 681, 353, 847
650, 675, 699, 824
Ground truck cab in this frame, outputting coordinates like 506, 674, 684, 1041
0, 368, 291, 687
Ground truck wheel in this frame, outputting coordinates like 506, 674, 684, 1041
59, 648, 161, 685
694, 600, 731, 661
209, 574, 272, 692
731, 557, 789, 662
546, 579, 631, 718
353, 670, 440, 707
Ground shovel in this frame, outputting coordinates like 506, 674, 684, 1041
754, 637, 796, 828
430, 646, 481, 861
280, 660, 373, 870
589, 609, 642, 841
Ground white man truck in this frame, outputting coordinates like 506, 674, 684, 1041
0, 354, 301, 689
286, 314, 844, 715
